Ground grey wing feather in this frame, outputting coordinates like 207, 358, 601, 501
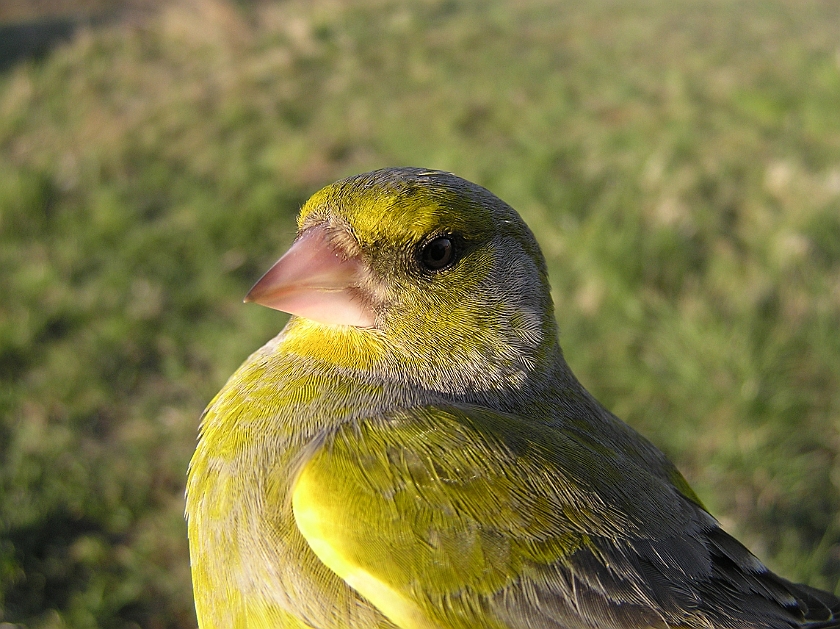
490, 501, 840, 629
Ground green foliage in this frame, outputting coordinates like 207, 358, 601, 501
1, 0, 839, 626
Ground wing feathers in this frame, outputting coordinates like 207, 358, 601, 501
291, 406, 840, 629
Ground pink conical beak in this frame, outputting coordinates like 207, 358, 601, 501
244, 224, 376, 328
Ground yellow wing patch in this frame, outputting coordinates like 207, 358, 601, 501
292, 464, 442, 629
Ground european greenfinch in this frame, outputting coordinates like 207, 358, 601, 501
186, 167, 840, 628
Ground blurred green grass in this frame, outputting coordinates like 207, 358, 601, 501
1, 0, 839, 626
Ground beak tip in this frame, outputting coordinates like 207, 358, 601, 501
243, 283, 264, 304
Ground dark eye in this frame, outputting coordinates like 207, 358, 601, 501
420, 236, 456, 272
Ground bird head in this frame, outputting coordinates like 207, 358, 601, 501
246, 168, 560, 396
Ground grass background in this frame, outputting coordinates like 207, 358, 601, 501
1, 0, 839, 626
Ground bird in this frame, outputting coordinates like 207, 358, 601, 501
186, 167, 840, 629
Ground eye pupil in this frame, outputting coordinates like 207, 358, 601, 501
421, 236, 455, 271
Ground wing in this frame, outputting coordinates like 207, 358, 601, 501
291, 404, 840, 629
